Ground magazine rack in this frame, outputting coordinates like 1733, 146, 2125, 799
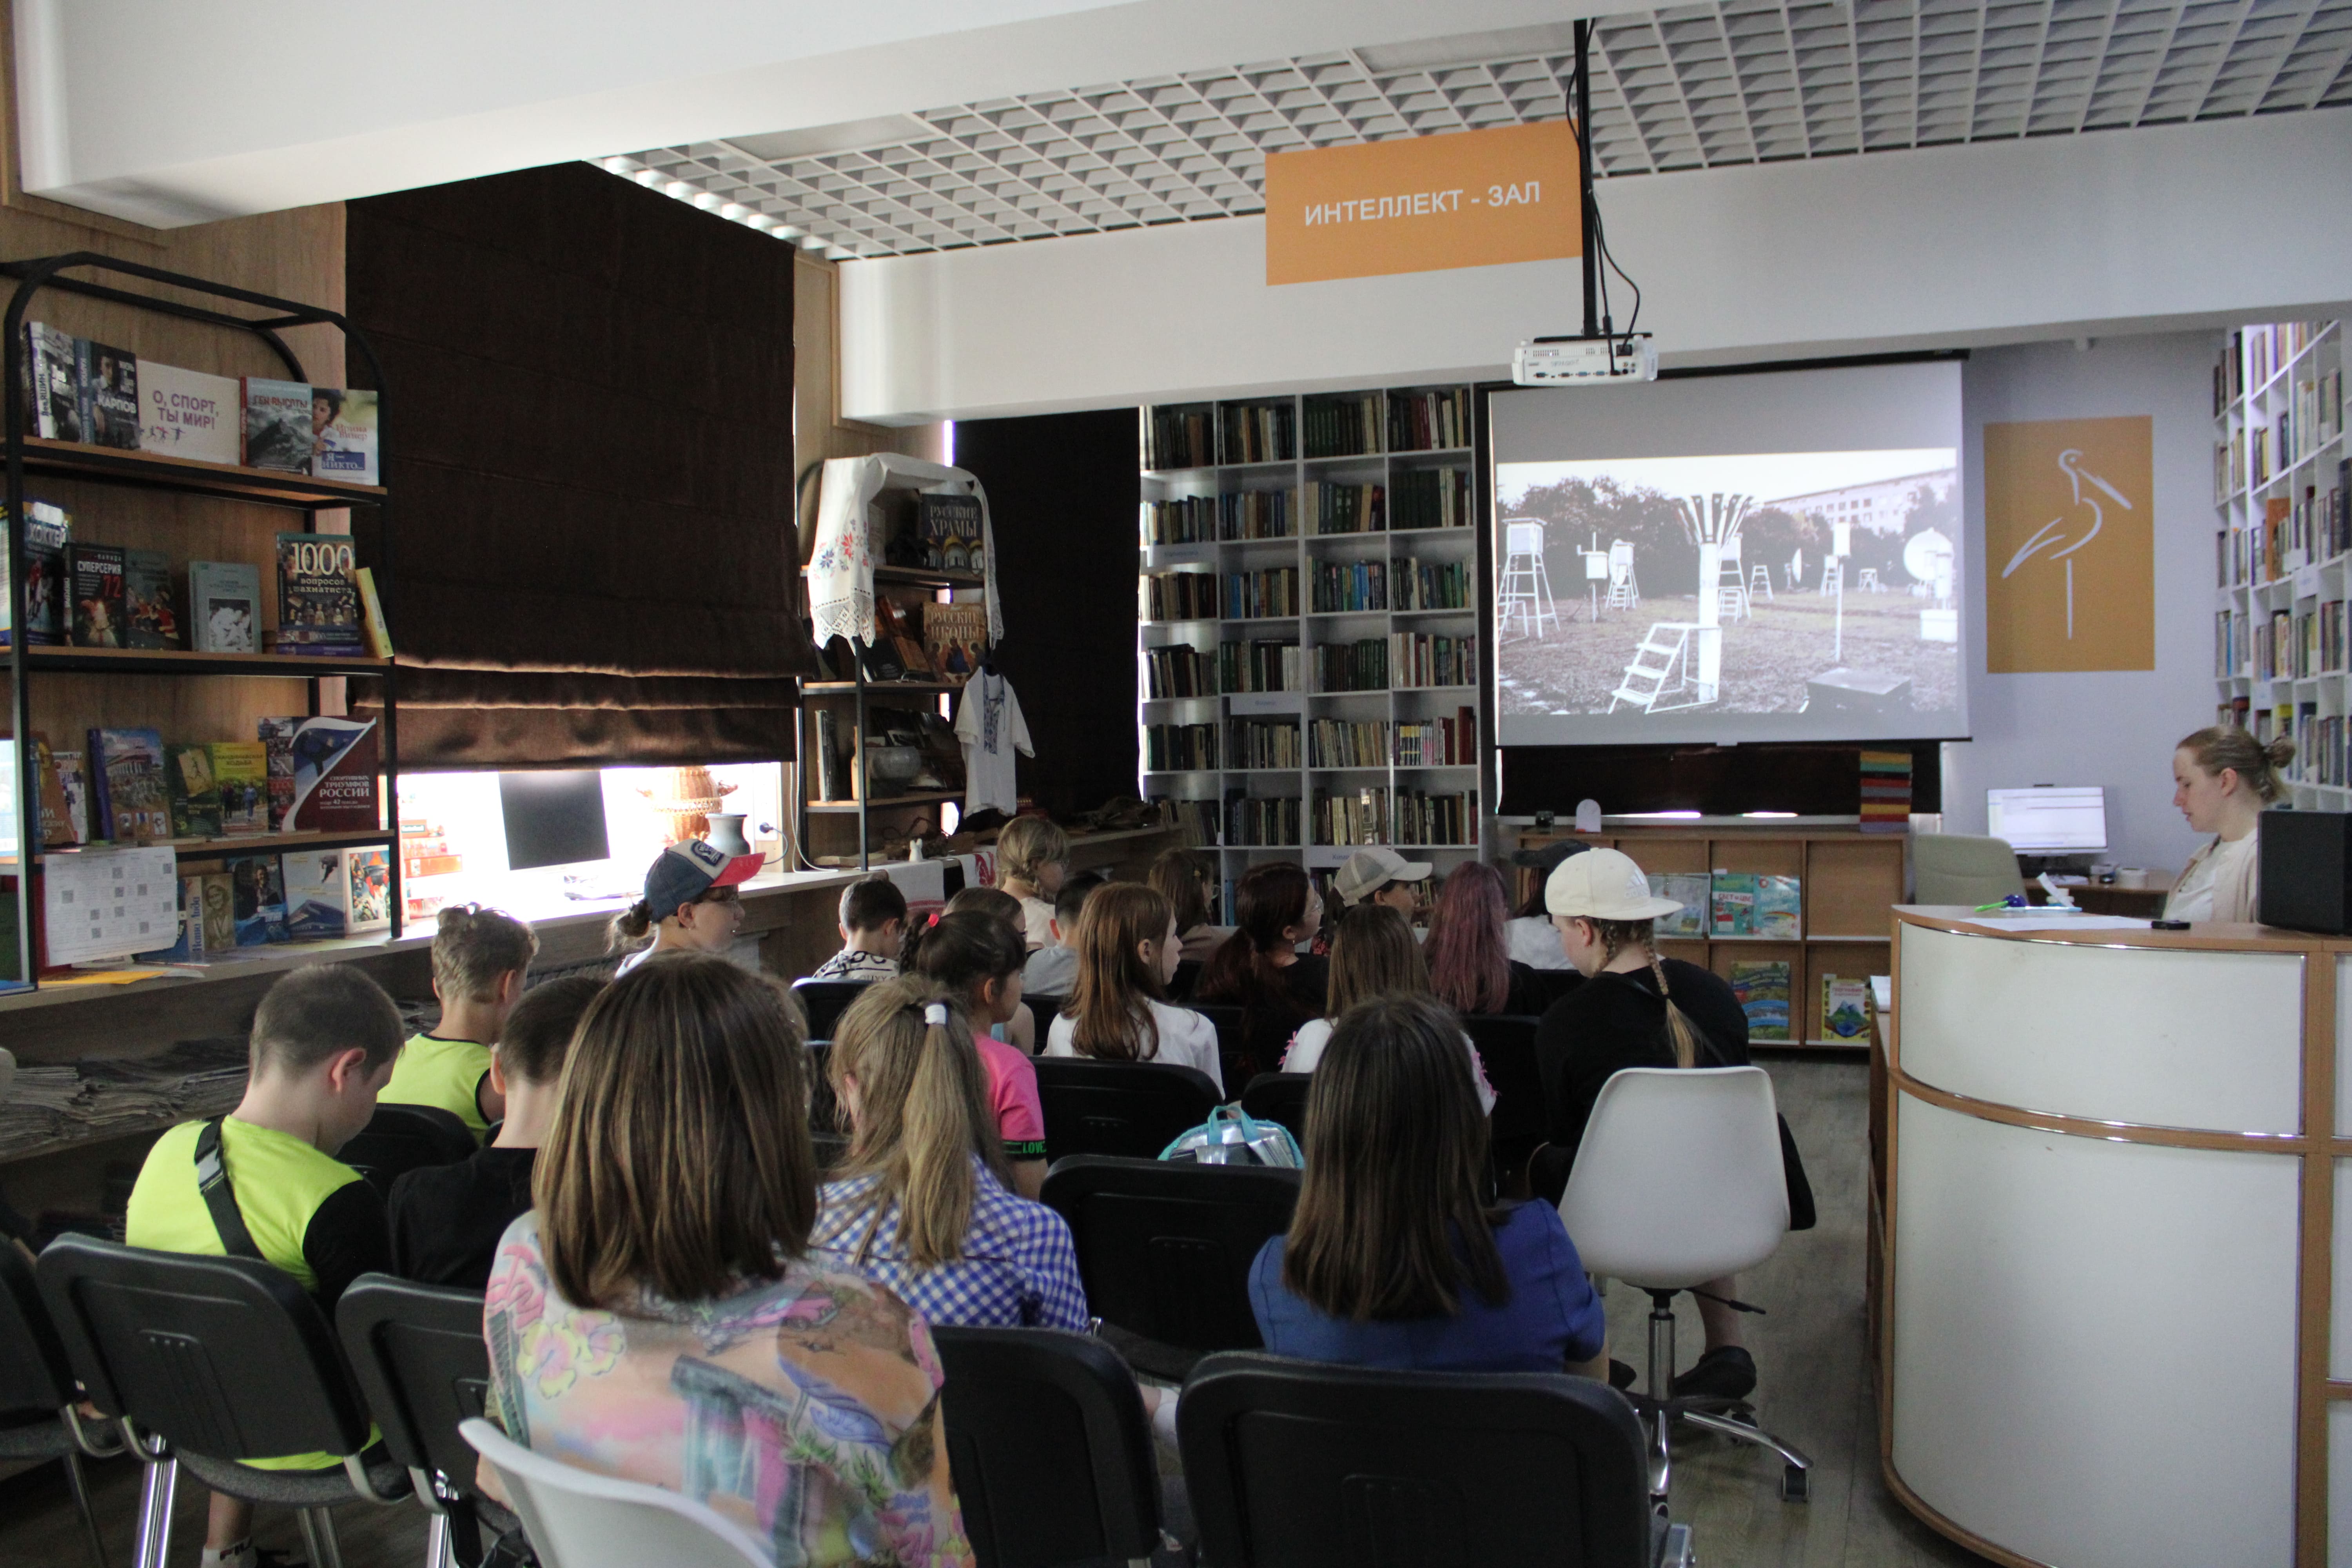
0, 252, 401, 992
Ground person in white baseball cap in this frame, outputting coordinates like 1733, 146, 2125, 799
1331, 846, 1433, 915
1532, 845, 1761, 1404
607, 838, 760, 975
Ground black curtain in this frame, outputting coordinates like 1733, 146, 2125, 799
953, 409, 1140, 818
345, 161, 810, 767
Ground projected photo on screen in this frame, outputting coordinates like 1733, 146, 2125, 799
1489, 362, 1967, 748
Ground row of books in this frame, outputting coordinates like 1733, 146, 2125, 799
1639, 871, 1803, 938
1221, 401, 1296, 466
1313, 559, 1390, 613
1306, 558, 1468, 616
1140, 492, 1296, 545
1308, 719, 1388, 769
1391, 631, 1477, 688
2214, 374, 2345, 501
139, 843, 393, 961
1315, 639, 1388, 693
1144, 722, 1218, 772
1161, 798, 1221, 848
1392, 468, 1473, 530
1223, 639, 1301, 693
1394, 710, 1477, 767
2232, 601, 2350, 682
2218, 323, 2325, 412
24, 321, 379, 480
1226, 794, 1303, 847
1303, 393, 1384, 459
1307, 481, 1385, 535
1140, 570, 1305, 622
2293, 709, 2348, 788
1310, 786, 1475, 848
1394, 557, 1472, 610
2216, 470, 2352, 586
1146, 407, 1214, 471
27, 716, 378, 849
1387, 389, 1470, 453
1, 506, 386, 656
1232, 719, 1303, 771
1143, 644, 1219, 699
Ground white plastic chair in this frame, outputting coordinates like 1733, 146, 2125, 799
1559, 1067, 1810, 1507
460, 1419, 772, 1568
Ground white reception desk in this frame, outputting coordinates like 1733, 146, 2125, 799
1882, 908, 2352, 1568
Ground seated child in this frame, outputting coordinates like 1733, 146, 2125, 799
1020, 872, 1102, 998
942, 885, 1039, 1049
125, 964, 405, 1568
381, 905, 537, 1140
911, 911, 1049, 1198
995, 816, 1070, 950
388, 975, 604, 1290
812, 874, 908, 982
1044, 883, 1223, 1093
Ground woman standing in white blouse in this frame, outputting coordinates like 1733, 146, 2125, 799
2165, 726, 2296, 923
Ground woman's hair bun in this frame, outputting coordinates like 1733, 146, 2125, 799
2265, 734, 2298, 768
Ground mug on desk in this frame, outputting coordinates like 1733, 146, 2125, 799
2116, 867, 2150, 889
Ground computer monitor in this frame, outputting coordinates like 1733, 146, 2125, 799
498, 770, 612, 871
1985, 785, 2108, 854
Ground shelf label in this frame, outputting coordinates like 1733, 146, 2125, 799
1265, 122, 1580, 285
2296, 565, 2321, 599
1229, 691, 1302, 715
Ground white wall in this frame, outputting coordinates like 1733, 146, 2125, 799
841, 107, 2352, 423
1942, 332, 2214, 873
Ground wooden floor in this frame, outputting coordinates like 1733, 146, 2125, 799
0, 1055, 1988, 1568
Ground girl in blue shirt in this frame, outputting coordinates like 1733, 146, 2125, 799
1250, 992, 1608, 1376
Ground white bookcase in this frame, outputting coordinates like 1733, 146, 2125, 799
2212, 319, 2348, 806
1137, 386, 1489, 908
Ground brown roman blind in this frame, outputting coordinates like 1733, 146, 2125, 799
344, 161, 813, 766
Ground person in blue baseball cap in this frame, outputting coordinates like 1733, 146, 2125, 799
607, 838, 761, 975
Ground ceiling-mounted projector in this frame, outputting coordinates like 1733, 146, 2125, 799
1512, 334, 1657, 387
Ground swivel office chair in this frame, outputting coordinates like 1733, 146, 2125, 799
1560, 1066, 1812, 1510
1913, 833, 2025, 906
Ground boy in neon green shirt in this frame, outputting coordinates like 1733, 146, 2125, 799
125, 962, 404, 1568
381, 904, 537, 1140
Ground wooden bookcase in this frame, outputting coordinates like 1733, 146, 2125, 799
1511, 824, 1904, 1049
1138, 384, 1484, 907
2211, 319, 2347, 799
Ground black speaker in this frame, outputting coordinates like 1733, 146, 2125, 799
2259, 810, 2352, 933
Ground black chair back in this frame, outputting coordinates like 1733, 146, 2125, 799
1178, 1351, 1653, 1568
335, 1274, 491, 1498
1167, 959, 1202, 1001
1022, 995, 1067, 1033
0, 1240, 74, 1417
1239, 1073, 1312, 1142
933, 1325, 1160, 1568
1189, 1003, 1249, 1086
1464, 1014, 1547, 1154
1033, 1059, 1219, 1163
791, 978, 874, 1042
807, 1039, 840, 1133
36, 1235, 371, 1463
340, 1104, 476, 1197
1041, 1155, 1298, 1362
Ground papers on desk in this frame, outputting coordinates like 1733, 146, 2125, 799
1954, 913, 2154, 933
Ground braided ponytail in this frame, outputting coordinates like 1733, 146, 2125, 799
1592, 916, 1704, 1069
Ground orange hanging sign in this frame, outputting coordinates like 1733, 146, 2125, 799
1264, 120, 1583, 286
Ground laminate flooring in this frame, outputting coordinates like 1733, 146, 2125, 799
0, 1055, 1988, 1568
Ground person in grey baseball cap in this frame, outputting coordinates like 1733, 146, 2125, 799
1532, 846, 1761, 1404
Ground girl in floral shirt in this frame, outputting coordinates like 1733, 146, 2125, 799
483, 955, 971, 1568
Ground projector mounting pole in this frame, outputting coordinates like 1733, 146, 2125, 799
1573, 19, 1601, 340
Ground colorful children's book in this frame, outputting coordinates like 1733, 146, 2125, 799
1730, 959, 1793, 1043
312, 388, 378, 485
87, 727, 171, 842
1710, 872, 1759, 936
164, 743, 222, 838
209, 741, 270, 836
274, 532, 365, 656
343, 846, 392, 934
1822, 975, 1872, 1042
1651, 873, 1711, 938
124, 548, 178, 649
241, 377, 312, 473
76, 339, 140, 450
281, 716, 378, 832
68, 542, 125, 648
188, 560, 260, 653
225, 851, 288, 945
139, 363, 242, 465
1754, 875, 1802, 939
281, 848, 348, 941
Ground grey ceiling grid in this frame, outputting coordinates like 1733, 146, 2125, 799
613, 0, 2352, 258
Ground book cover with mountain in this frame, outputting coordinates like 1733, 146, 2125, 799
1649, 873, 1711, 938
25, 323, 82, 441
68, 543, 125, 648
124, 549, 178, 648
87, 726, 171, 842
312, 388, 378, 484
274, 532, 364, 655
1822, 975, 1871, 1042
210, 741, 269, 835
139, 363, 241, 465
1730, 959, 1793, 1043
165, 743, 222, 838
225, 851, 288, 945
281, 715, 377, 832
241, 377, 312, 473
76, 339, 140, 450
281, 849, 348, 941
188, 559, 260, 653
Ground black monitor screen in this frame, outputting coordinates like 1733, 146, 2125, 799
498, 770, 612, 871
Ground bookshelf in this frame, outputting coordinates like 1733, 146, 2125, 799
1138, 384, 1485, 906
2, 253, 402, 991
2211, 320, 2348, 803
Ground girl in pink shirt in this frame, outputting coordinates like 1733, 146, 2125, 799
911, 910, 1049, 1198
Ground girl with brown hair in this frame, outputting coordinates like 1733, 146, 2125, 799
1249, 993, 1606, 1374
908, 910, 1049, 1196
1195, 860, 1328, 1080
2165, 725, 2295, 922
1042, 881, 1223, 1092
1147, 845, 1229, 963
1279, 904, 1495, 1113
1424, 862, 1560, 1016
810, 976, 1087, 1329
483, 955, 970, 1566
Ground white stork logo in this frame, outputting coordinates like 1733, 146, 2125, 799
2000, 447, 2132, 639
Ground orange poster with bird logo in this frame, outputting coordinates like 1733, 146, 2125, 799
1984, 416, 2154, 672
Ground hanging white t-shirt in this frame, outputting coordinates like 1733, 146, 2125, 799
954, 671, 1033, 817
